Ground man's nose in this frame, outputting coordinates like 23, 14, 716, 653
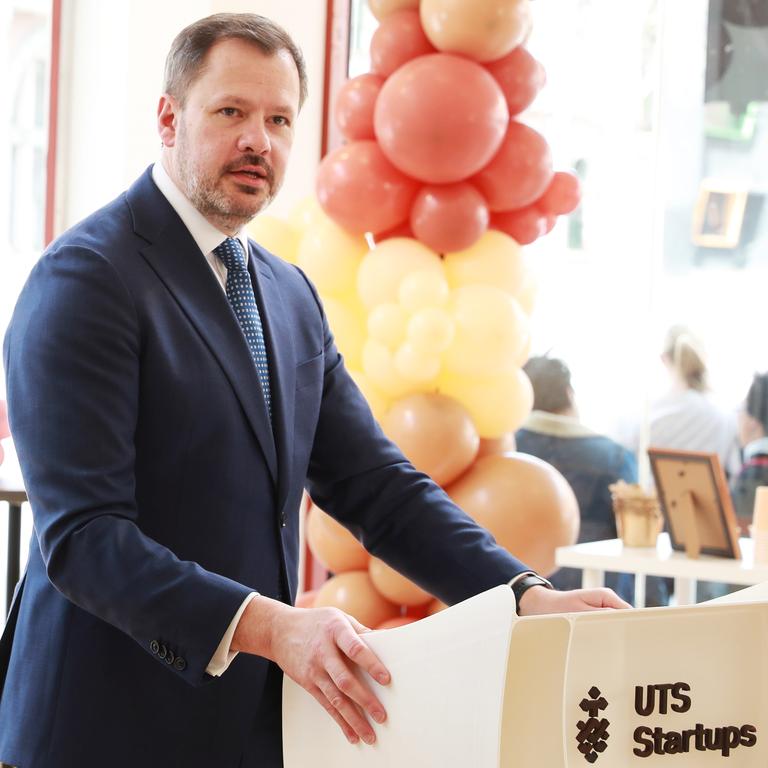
238, 120, 271, 155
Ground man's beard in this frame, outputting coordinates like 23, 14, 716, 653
176, 139, 278, 232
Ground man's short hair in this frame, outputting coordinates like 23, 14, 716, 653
163, 13, 308, 109
746, 372, 768, 435
523, 355, 573, 414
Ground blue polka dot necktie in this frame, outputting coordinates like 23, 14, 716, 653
214, 237, 272, 421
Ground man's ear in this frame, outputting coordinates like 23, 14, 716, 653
157, 95, 179, 147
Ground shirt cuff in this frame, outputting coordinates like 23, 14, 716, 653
205, 591, 259, 677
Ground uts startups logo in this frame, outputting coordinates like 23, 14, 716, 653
577, 686, 610, 763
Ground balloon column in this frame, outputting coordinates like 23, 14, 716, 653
248, 0, 583, 619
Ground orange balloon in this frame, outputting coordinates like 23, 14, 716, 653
295, 589, 318, 609
473, 122, 553, 212
315, 571, 401, 627
370, 10, 435, 78
374, 54, 508, 184
420, 0, 532, 63
381, 393, 479, 486
410, 182, 490, 254
369, 557, 433, 606
334, 73, 384, 141
369, 0, 419, 20
376, 616, 417, 630
485, 46, 546, 116
316, 140, 419, 234
446, 453, 579, 576
306, 503, 370, 573
477, 433, 517, 458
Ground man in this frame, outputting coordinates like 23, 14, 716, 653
0, 14, 627, 768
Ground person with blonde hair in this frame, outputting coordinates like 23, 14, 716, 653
649, 324, 740, 477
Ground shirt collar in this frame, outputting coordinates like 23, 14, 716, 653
744, 437, 768, 461
520, 410, 598, 438
152, 161, 249, 263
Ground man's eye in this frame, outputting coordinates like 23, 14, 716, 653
220, 107, 239, 117
272, 115, 290, 126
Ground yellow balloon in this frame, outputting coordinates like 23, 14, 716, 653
357, 238, 443, 309
516, 271, 538, 316
246, 215, 301, 264
297, 217, 368, 299
407, 308, 455, 352
349, 370, 391, 421
288, 195, 326, 234
420, 0, 532, 63
394, 342, 441, 383
323, 297, 366, 370
398, 270, 450, 312
439, 369, 533, 438
362, 340, 414, 398
367, 303, 409, 348
369, 0, 419, 20
444, 230, 526, 295
444, 285, 530, 376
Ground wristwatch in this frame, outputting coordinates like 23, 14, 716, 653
511, 573, 553, 614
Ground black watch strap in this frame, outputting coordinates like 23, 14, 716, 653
511, 573, 553, 614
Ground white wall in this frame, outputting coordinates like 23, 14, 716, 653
54, 0, 327, 233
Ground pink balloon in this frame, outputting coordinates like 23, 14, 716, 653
491, 206, 548, 245
374, 54, 509, 184
484, 46, 546, 116
317, 140, 420, 234
334, 73, 384, 141
370, 10, 436, 78
410, 182, 489, 253
537, 171, 582, 215
473, 121, 553, 211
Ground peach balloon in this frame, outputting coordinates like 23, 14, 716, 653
381, 393, 479, 486
370, 10, 435, 78
369, 0, 419, 20
376, 617, 417, 630
334, 73, 384, 141
306, 504, 370, 573
427, 598, 448, 615
477, 433, 517, 458
295, 589, 318, 609
315, 571, 401, 628
369, 557, 433, 607
420, 0, 532, 63
446, 453, 579, 576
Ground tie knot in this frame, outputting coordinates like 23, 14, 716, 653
214, 237, 246, 272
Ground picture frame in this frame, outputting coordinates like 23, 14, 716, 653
691, 180, 748, 249
648, 448, 741, 559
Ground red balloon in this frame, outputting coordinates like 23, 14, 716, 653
374, 54, 509, 184
410, 182, 490, 253
370, 10, 435, 78
317, 140, 420, 234
473, 121, 553, 212
491, 206, 548, 245
373, 221, 415, 243
484, 46, 546, 116
537, 171, 582, 215
334, 73, 384, 141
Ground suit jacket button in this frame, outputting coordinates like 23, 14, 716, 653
150, 640, 160, 654
158, 644, 167, 660
174, 656, 187, 672
165, 650, 175, 665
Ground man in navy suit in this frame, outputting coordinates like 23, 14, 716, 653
0, 13, 627, 767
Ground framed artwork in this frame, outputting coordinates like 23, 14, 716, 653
648, 448, 741, 559
691, 180, 748, 248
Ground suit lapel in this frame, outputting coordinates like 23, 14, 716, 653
127, 170, 278, 483
249, 246, 295, 515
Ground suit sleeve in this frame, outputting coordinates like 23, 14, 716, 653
3, 245, 253, 685
298, 274, 531, 606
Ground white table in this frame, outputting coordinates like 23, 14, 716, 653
555, 533, 768, 607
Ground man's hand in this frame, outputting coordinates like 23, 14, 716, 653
232, 596, 390, 746
517, 585, 631, 616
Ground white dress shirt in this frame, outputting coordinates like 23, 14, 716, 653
152, 162, 258, 677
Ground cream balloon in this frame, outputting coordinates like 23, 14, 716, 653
363, 340, 414, 398
369, 557, 432, 606
369, 0, 419, 21
406, 307, 455, 353
323, 297, 367, 370
367, 303, 410, 348
297, 217, 368, 299
357, 238, 444, 309
444, 230, 527, 296
349, 370, 391, 421
394, 342, 441, 383
397, 270, 450, 312
288, 195, 326, 234
420, 0, 532, 63
246, 215, 301, 264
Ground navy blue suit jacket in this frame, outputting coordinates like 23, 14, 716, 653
0, 168, 528, 767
